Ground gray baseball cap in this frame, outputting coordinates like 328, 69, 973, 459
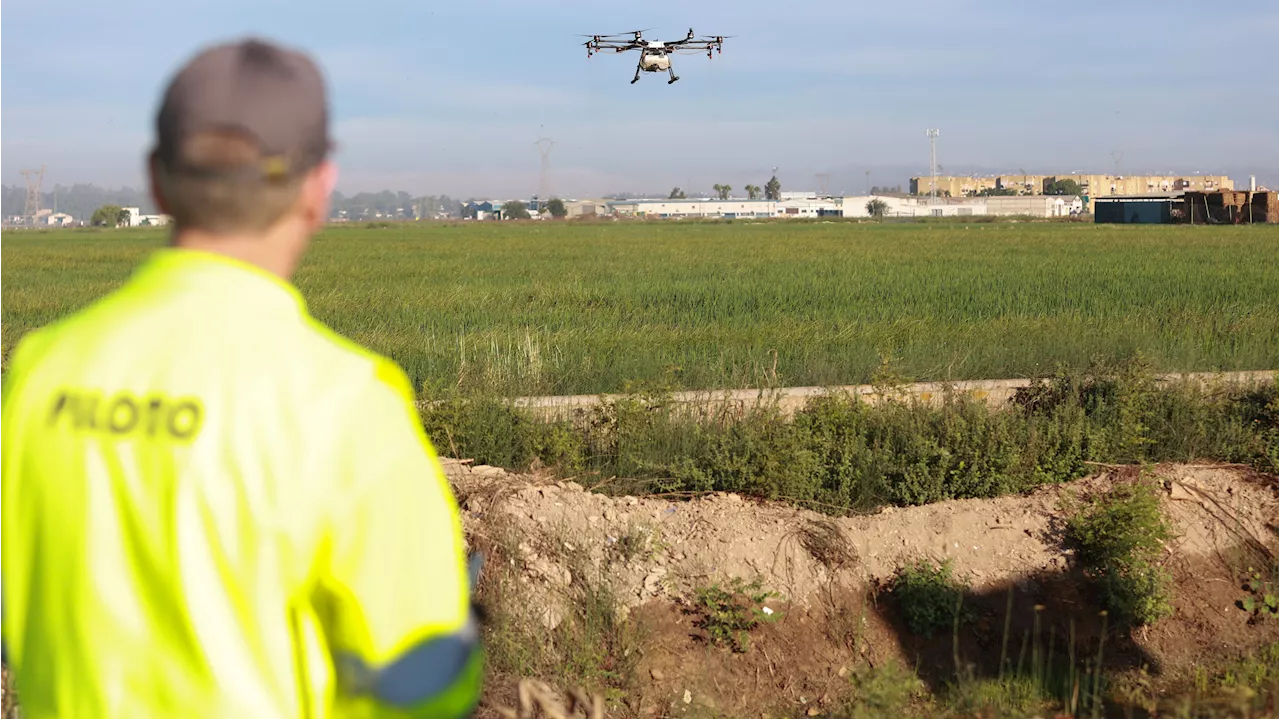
153, 38, 332, 181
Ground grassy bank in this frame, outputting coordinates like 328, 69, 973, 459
425, 358, 1277, 513
4, 222, 1276, 395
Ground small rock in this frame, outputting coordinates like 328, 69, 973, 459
643, 568, 667, 594
807, 708, 820, 717
650, 668, 665, 681
683, 689, 692, 704
837, 666, 849, 678
1169, 481, 1201, 503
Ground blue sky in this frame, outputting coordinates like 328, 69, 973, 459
3, 0, 1277, 198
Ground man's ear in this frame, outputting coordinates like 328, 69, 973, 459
147, 151, 171, 216
302, 161, 338, 231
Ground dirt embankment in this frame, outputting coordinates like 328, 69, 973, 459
446, 459, 1279, 718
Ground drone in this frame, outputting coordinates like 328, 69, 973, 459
580, 28, 730, 84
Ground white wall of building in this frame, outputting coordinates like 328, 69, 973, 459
985, 195, 1082, 217
608, 193, 1084, 220
841, 195, 988, 218
607, 197, 848, 219
609, 199, 778, 218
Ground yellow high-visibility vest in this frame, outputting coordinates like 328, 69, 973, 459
2, 248, 482, 718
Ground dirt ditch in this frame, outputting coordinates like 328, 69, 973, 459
447, 459, 1280, 718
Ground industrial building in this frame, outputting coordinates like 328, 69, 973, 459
604, 196, 844, 219
1092, 193, 1183, 224
910, 174, 1234, 198
602, 193, 1089, 220
985, 195, 1083, 218
1093, 188, 1278, 224
119, 207, 172, 226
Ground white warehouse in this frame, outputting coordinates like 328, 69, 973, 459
603, 194, 1082, 220
605, 197, 846, 219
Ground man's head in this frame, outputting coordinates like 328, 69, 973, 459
149, 38, 336, 244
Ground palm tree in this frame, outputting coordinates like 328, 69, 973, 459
745, 185, 761, 200
713, 184, 732, 200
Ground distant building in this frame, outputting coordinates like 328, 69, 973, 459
606, 197, 848, 219
604, 195, 986, 219
46, 212, 74, 226
985, 195, 1083, 217
1092, 193, 1183, 224
842, 195, 987, 218
563, 199, 605, 218
911, 174, 1234, 198
606, 198, 777, 218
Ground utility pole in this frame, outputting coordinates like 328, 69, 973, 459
20, 165, 45, 225
534, 137, 554, 211
865, 169, 870, 195
815, 173, 830, 197
929, 129, 940, 199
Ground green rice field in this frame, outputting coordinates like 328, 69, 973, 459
2, 220, 1276, 396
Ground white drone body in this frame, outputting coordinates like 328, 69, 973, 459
581, 29, 729, 84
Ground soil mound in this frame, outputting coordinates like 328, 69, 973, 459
446, 460, 1278, 718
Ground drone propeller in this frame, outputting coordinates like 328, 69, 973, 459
582, 28, 652, 38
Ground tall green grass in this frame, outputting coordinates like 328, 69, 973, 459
3, 222, 1276, 395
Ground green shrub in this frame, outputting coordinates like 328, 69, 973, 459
691, 576, 778, 653
888, 558, 971, 638
1064, 477, 1175, 626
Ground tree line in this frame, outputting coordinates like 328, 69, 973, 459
1, 184, 155, 222
1, 183, 468, 223
669, 174, 783, 201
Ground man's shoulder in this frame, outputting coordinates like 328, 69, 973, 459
297, 316, 417, 407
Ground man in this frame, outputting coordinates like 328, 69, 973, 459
1, 38, 483, 718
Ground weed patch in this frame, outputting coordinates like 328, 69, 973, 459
833, 660, 927, 718
689, 576, 779, 653
888, 558, 972, 639
1236, 566, 1279, 622
1063, 475, 1175, 626
470, 527, 645, 707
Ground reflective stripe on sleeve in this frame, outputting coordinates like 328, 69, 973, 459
334, 608, 482, 710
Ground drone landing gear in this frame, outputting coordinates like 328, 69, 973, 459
667, 67, 679, 84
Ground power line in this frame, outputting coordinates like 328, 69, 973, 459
815, 173, 830, 197
534, 137, 554, 210
927, 130, 940, 192
20, 165, 45, 224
